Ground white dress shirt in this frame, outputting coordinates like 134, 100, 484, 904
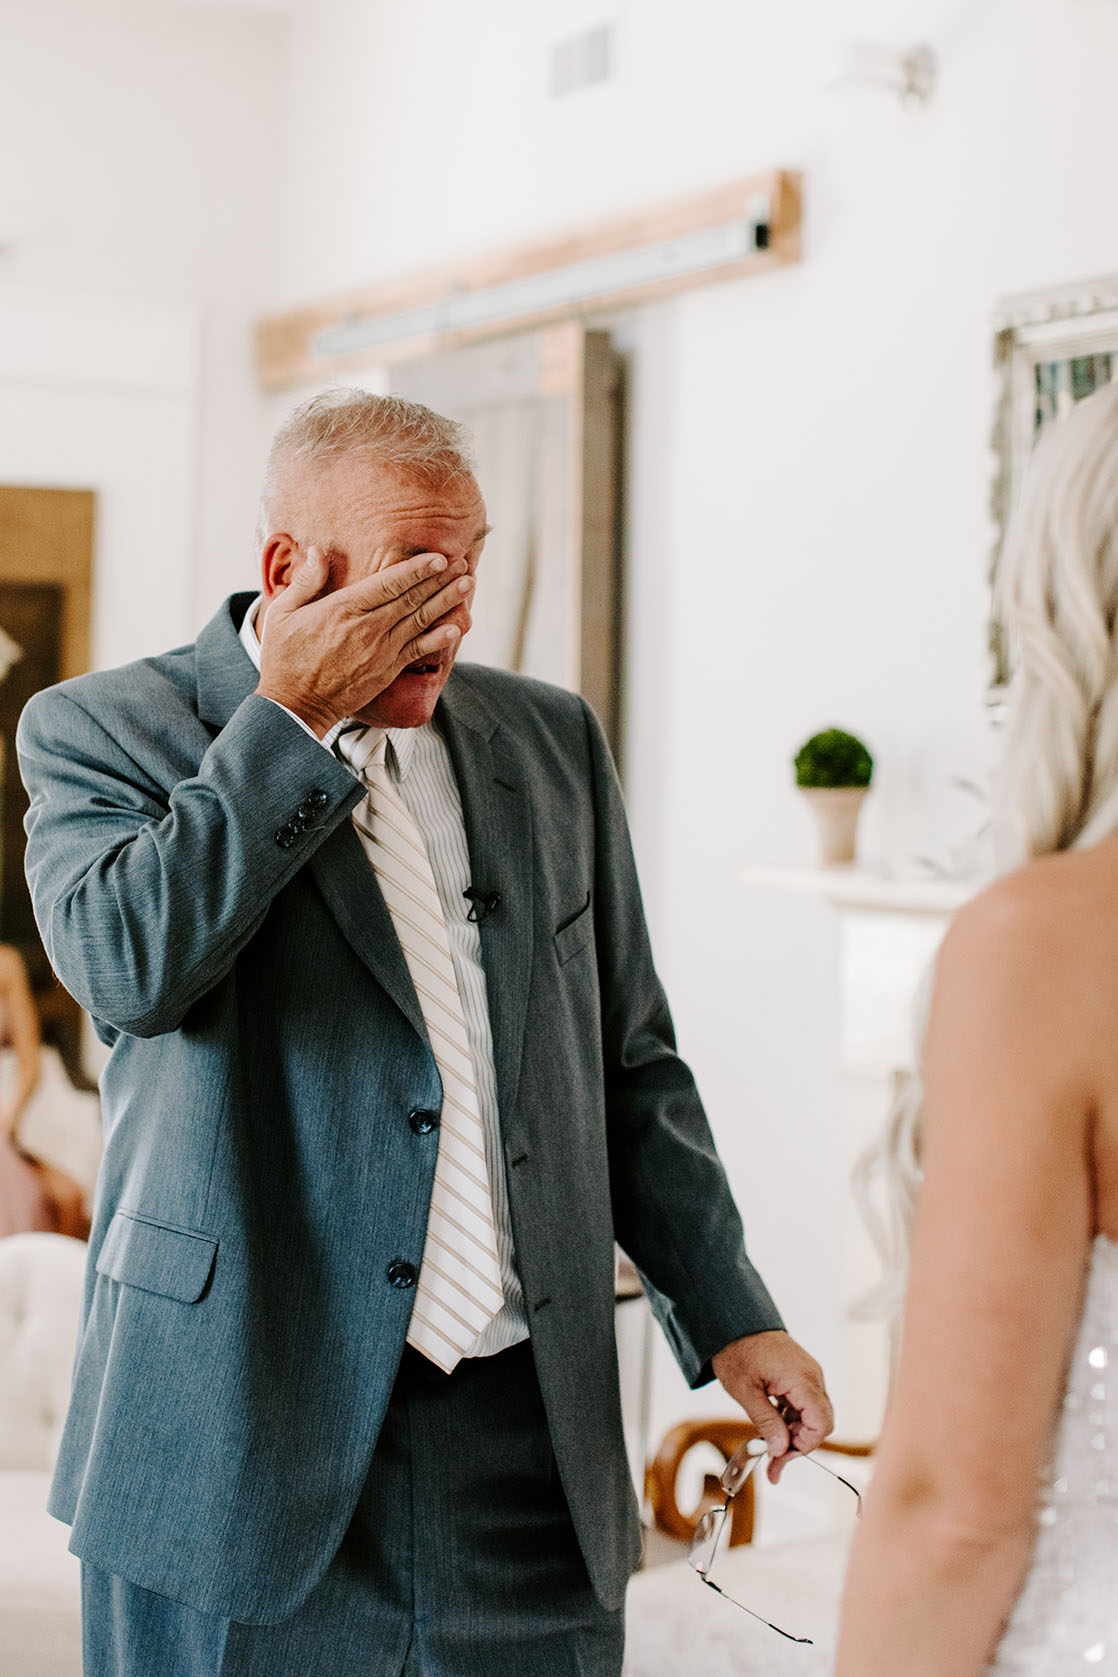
240, 596, 528, 1355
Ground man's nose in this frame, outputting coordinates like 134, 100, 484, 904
447, 598, 473, 637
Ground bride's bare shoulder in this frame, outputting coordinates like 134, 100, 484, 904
936, 837, 1118, 1037
954, 838, 1118, 937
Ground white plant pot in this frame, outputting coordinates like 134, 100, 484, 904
800, 786, 869, 866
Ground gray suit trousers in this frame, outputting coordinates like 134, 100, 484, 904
81, 1341, 624, 1677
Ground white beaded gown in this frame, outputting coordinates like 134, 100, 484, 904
988, 1235, 1118, 1673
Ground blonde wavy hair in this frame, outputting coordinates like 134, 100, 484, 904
855, 378, 1118, 1317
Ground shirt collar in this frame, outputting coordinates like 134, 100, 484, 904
243, 594, 421, 783
238, 593, 265, 672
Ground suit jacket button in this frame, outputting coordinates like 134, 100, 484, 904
306, 789, 329, 809
409, 1108, 439, 1135
275, 824, 296, 848
387, 1261, 417, 1288
295, 802, 317, 822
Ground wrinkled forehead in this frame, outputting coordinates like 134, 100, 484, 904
319, 452, 480, 517
277, 450, 488, 554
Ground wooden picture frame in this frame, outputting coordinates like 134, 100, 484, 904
0, 486, 95, 1081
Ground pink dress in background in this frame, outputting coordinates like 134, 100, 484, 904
0, 1131, 54, 1236
0, 988, 54, 1237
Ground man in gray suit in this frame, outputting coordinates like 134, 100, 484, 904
18, 390, 831, 1677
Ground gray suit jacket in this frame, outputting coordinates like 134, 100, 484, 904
17, 593, 782, 1622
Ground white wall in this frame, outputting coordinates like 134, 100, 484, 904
0, 286, 199, 669
0, 0, 288, 651
270, 0, 1118, 1451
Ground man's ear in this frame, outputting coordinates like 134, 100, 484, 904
261, 533, 302, 603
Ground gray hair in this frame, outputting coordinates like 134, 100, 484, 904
856, 378, 1118, 1320
257, 387, 475, 545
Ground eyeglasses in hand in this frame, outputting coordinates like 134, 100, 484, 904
688, 1438, 863, 1643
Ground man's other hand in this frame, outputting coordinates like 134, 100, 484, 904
711, 1330, 833, 1482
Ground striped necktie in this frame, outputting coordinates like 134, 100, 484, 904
345, 729, 504, 1372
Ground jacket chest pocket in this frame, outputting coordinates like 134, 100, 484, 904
554, 894, 593, 966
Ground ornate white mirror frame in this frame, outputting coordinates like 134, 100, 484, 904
989, 273, 1118, 694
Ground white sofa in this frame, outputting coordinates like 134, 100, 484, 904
0, 1232, 86, 1677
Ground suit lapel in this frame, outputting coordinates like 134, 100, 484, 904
195, 593, 259, 728
438, 670, 535, 1127
194, 594, 429, 1042
305, 827, 429, 1043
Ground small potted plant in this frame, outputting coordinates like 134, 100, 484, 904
793, 727, 874, 866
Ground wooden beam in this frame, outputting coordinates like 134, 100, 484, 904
257, 170, 802, 391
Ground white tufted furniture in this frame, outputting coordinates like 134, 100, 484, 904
0, 1232, 86, 1677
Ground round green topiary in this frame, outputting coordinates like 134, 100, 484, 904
793, 728, 873, 789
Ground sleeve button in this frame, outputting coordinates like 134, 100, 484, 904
275, 825, 296, 848
306, 789, 329, 809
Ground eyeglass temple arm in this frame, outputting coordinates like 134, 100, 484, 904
721, 1441, 862, 1501
697, 1575, 814, 1644
800, 1451, 863, 1508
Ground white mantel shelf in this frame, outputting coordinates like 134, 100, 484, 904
741, 863, 980, 918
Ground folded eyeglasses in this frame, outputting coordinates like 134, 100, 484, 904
688, 1437, 863, 1643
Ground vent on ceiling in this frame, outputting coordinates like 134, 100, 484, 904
550, 22, 615, 97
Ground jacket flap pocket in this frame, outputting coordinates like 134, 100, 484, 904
554, 895, 593, 966
95, 1211, 217, 1303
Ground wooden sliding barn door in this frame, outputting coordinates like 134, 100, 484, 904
391, 323, 623, 748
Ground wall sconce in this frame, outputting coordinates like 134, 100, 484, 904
825, 41, 937, 107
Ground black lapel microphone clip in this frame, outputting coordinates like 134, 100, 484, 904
463, 886, 501, 924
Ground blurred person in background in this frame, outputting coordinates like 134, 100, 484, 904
836, 380, 1118, 1675
18, 389, 831, 1677
0, 940, 86, 1239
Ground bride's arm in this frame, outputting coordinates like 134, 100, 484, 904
835, 869, 1096, 1677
